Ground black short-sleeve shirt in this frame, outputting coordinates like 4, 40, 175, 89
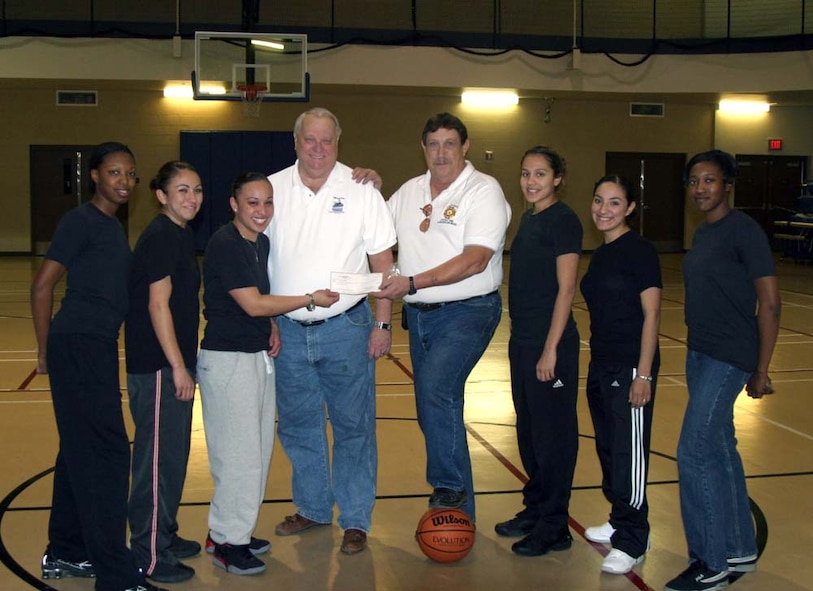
508, 201, 583, 345
580, 230, 662, 367
125, 214, 201, 373
200, 223, 271, 353
46, 202, 131, 340
683, 210, 775, 372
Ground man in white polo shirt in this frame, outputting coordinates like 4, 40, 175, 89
376, 112, 511, 522
265, 107, 396, 555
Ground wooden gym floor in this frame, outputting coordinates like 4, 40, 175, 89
1, 253, 812, 591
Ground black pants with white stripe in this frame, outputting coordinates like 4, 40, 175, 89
508, 333, 580, 541
586, 360, 655, 558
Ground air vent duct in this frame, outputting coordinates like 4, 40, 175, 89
56, 90, 98, 106
629, 102, 664, 117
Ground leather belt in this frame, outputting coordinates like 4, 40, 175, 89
290, 298, 365, 327
407, 290, 499, 313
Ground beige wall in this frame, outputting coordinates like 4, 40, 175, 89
0, 80, 715, 252
3, 38, 813, 252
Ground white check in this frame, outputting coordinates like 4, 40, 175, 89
330, 272, 383, 295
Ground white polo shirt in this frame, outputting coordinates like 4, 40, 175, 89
266, 161, 396, 322
388, 161, 511, 304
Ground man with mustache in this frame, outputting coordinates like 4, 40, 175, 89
376, 112, 511, 522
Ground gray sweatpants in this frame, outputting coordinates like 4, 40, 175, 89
197, 349, 276, 545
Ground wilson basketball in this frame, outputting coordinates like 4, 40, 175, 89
415, 508, 476, 563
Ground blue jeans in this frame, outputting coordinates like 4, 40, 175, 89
406, 291, 502, 521
678, 349, 757, 572
275, 300, 377, 532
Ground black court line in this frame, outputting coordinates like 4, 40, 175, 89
0, 466, 59, 591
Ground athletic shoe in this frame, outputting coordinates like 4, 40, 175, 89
511, 528, 572, 557
146, 561, 195, 583
585, 521, 616, 544
205, 532, 271, 555
168, 534, 201, 559
212, 543, 266, 576
601, 548, 644, 574
727, 554, 757, 573
428, 487, 468, 509
41, 552, 96, 579
664, 561, 729, 591
124, 583, 168, 591
494, 515, 536, 537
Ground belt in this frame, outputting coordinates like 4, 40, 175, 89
290, 298, 365, 327
407, 290, 499, 313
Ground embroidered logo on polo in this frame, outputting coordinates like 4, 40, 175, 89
330, 196, 345, 213
552, 379, 564, 388
437, 204, 458, 226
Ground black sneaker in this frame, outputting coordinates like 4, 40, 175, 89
205, 532, 271, 556
212, 543, 266, 576
727, 554, 757, 573
124, 583, 168, 591
41, 551, 96, 579
664, 561, 729, 591
168, 534, 201, 559
428, 487, 467, 509
146, 561, 195, 583
511, 528, 572, 557
494, 515, 536, 537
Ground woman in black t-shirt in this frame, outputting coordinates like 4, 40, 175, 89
197, 172, 338, 577
495, 146, 582, 557
125, 161, 204, 583
580, 174, 662, 576
31, 142, 165, 591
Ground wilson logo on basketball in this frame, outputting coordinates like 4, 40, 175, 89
431, 514, 472, 527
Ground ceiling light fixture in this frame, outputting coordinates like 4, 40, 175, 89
163, 83, 226, 98
718, 99, 770, 114
251, 39, 285, 51
461, 90, 519, 108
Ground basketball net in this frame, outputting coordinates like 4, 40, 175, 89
237, 84, 267, 118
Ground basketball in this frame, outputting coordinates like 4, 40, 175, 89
415, 508, 476, 563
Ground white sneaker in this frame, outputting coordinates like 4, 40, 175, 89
585, 522, 616, 544
601, 548, 644, 574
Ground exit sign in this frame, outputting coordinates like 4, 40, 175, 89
768, 138, 783, 151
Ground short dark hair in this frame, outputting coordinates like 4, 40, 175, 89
684, 150, 738, 185
89, 141, 135, 194
231, 171, 270, 198
521, 146, 567, 187
149, 161, 198, 193
421, 112, 468, 145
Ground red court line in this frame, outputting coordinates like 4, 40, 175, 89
17, 368, 37, 391
466, 422, 655, 591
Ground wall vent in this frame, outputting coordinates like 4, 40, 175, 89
629, 102, 664, 117
56, 90, 98, 106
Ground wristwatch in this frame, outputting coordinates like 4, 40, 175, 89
408, 276, 417, 296
373, 321, 392, 331
306, 293, 316, 312
636, 374, 653, 382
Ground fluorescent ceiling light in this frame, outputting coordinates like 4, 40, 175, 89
462, 90, 519, 108
251, 39, 285, 51
718, 100, 770, 114
163, 83, 226, 98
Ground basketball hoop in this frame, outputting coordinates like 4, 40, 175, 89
237, 84, 267, 117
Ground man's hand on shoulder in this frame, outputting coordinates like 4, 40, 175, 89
351, 167, 383, 191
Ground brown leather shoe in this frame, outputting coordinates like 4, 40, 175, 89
275, 514, 329, 536
340, 529, 367, 555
